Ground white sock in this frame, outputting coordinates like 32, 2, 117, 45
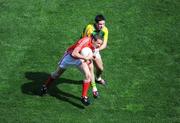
96, 77, 102, 81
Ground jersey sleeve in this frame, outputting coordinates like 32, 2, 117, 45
82, 24, 94, 37
75, 37, 89, 52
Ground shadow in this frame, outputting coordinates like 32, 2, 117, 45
21, 72, 84, 109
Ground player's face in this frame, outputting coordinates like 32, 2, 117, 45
96, 20, 105, 31
93, 39, 103, 48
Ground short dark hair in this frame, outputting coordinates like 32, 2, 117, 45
92, 34, 103, 41
95, 14, 106, 23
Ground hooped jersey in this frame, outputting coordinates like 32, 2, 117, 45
82, 24, 108, 42
67, 37, 94, 54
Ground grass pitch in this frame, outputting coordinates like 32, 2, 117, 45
0, 0, 179, 122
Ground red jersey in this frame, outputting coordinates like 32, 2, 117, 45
67, 37, 94, 54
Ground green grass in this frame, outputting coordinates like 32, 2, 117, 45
0, 0, 179, 122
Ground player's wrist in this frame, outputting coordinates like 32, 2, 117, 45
83, 57, 88, 61
94, 48, 99, 53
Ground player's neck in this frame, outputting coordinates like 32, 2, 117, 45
94, 24, 99, 31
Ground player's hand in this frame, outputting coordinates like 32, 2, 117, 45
93, 48, 99, 57
84, 53, 93, 61
94, 48, 99, 53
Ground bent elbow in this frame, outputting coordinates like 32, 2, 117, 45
71, 52, 76, 57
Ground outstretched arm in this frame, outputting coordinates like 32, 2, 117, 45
99, 40, 107, 51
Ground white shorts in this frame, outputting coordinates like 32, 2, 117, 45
58, 52, 82, 69
93, 51, 101, 59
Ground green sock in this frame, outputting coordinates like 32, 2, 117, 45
91, 81, 97, 91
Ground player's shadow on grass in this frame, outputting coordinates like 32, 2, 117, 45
21, 72, 85, 109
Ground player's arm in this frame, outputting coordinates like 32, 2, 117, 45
72, 47, 85, 60
71, 39, 92, 60
99, 28, 108, 51
72, 47, 93, 61
99, 40, 107, 51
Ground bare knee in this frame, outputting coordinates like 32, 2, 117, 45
94, 58, 103, 72
51, 67, 66, 79
96, 65, 103, 72
51, 71, 59, 79
84, 72, 91, 82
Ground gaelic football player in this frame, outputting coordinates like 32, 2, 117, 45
40, 34, 103, 106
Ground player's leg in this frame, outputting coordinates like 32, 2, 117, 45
78, 62, 92, 106
88, 61, 99, 98
40, 52, 69, 96
40, 67, 66, 96
45, 67, 66, 87
93, 53, 106, 85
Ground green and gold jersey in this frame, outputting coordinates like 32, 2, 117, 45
82, 24, 108, 42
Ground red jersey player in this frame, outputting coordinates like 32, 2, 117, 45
40, 35, 103, 106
